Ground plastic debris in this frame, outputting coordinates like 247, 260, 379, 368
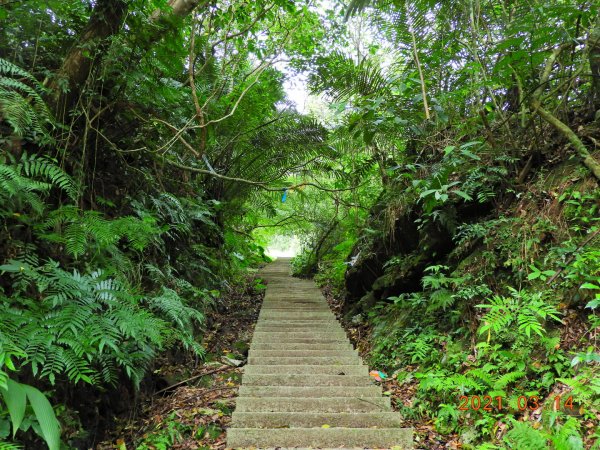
369, 370, 387, 381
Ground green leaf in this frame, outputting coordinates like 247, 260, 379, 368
22, 385, 60, 450
580, 283, 600, 290
0, 379, 26, 437
0, 263, 24, 273
459, 148, 481, 160
460, 141, 482, 148
454, 190, 472, 201
586, 297, 600, 310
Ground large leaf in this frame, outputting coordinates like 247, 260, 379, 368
22, 385, 60, 450
0, 379, 26, 437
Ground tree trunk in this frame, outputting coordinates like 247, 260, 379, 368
48, 0, 128, 119
151, 0, 207, 21
532, 99, 600, 180
48, 0, 210, 120
588, 17, 600, 112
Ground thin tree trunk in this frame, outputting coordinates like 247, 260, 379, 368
410, 30, 430, 120
530, 44, 600, 181
588, 17, 600, 111
531, 99, 600, 180
47, 0, 128, 119
48, 0, 211, 119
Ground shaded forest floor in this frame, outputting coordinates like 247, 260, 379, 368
97, 274, 265, 450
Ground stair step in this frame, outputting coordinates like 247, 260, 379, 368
237, 386, 382, 398
242, 374, 373, 386
256, 322, 339, 328
243, 364, 368, 375
253, 329, 345, 335
248, 356, 361, 365
250, 342, 353, 350
257, 317, 338, 322
261, 304, 331, 314
254, 326, 345, 333
259, 313, 334, 318
256, 318, 338, 323
251, 336, 348, 344
234, 396, 391, 413
262, 302, 330, 306
226, 428, 413, 448
261, 304, 330, 307
231, 411, 403, 428
262, 306, 329, 309
249, 349, 357, 357
253, 331, 347, 339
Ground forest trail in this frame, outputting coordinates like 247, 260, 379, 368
226, 258, 413, 449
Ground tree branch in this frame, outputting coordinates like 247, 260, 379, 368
530, 44, 600, 181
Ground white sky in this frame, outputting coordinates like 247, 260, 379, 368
283, 73, 310, 114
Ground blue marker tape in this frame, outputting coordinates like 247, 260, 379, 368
282, 189, 288, 202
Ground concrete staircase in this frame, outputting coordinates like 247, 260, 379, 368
226, 258, 413, 449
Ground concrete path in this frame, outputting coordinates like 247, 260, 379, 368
227, 258, 413, 449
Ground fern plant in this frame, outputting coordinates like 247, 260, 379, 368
0, 153, 77, 218
0, 58, 52, 139
146, 287, 206, 357
0, 259, 171, 387
477, 288, 562, 341
38, 205, 162, 258
504, 417, 584, 450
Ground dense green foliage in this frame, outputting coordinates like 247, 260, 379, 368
1, 0, 599, 448
0, 0, 328, 447
284, 0, 600, 448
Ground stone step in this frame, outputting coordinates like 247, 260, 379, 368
256, 317, 339, 323
254, 325, 342, 331
259, 313, 334, 318
250, 342, 354, 351
237, 386, 381, 398
264, 300, 328, 304
262, 299, 329, 309
231, 411, 403, 428
253, 331, 347, 339
261, 306, 329, 310
255, 320, 341, 326
260, 306, 330, 309
234, 396, 391, 413
264, 299, 325, 302
257, 318, 338, 323
248, 356, 361, 365
226, 428, 413, 448
254, 326, 345, 333
251, 336, 349, 344
262, 300, 328, 304
257, 318, 338, 324
248, 349, 357, 358
258, 307, 333, 319
260, 310, 330, 313
256, 319, 340, 326
243, 365, 368, 375
242, 374, 372, 386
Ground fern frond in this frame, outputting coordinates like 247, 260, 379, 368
0, 57, 52, 138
